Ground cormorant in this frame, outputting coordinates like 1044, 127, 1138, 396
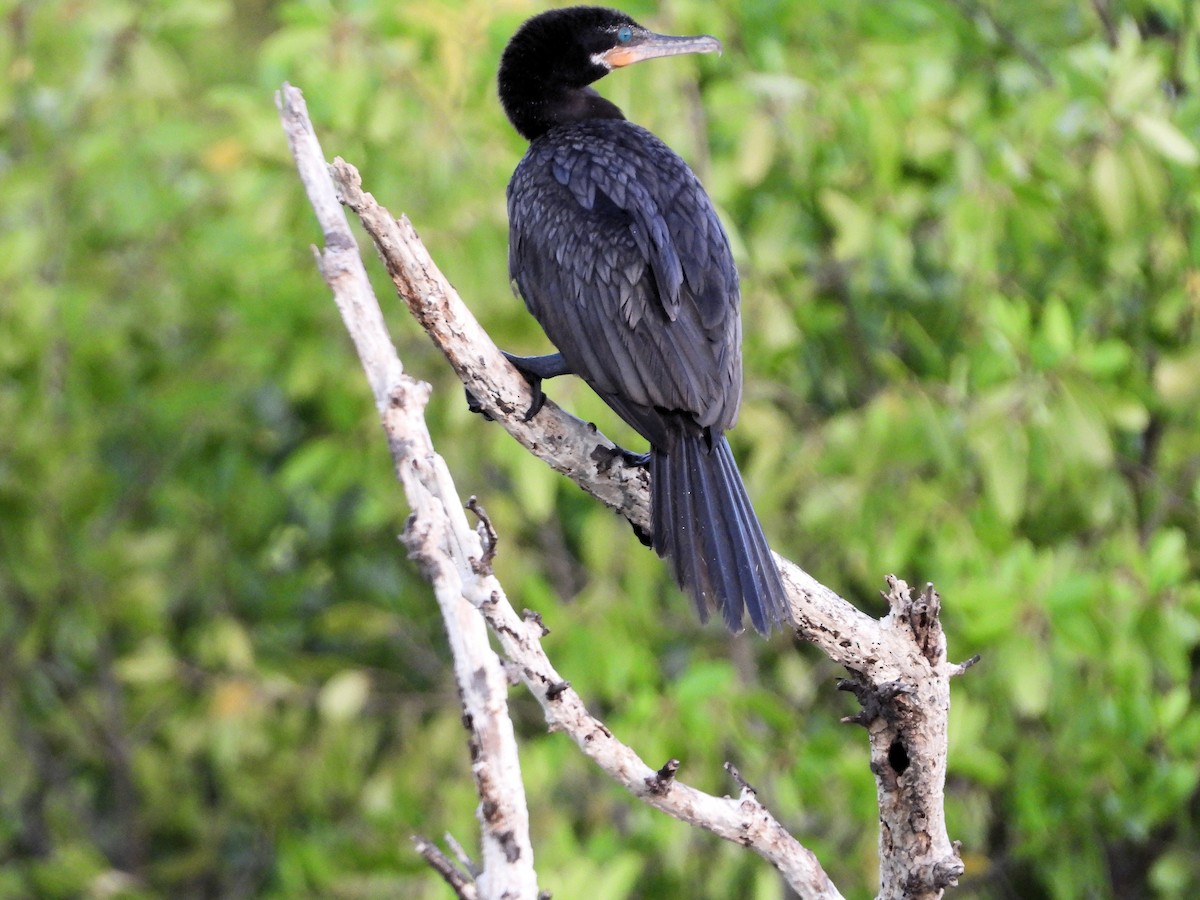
497, 6, 791, 634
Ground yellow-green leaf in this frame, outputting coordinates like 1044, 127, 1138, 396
1134, 113, 1200, 166
1090, 145, 1134, 234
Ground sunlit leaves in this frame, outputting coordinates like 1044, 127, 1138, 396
1135, 112, 1200, 165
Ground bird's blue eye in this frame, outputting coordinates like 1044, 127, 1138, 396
617, 25, 633, 43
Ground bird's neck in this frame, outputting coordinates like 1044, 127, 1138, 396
501, 81, 626, 142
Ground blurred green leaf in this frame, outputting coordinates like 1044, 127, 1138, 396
1133, 113, 1200, 166
1090, 145, 1134, 235
968, 396, 1029, 525
1148, 529, 1189, 593
318, 670, 372, 723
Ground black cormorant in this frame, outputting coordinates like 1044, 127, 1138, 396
497, 6, 790, 634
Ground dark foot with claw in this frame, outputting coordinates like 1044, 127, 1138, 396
507, 358, 547, 422
465, 352, 572, 422
629, 520, 653, 547
505, 352, 572, 421
465, 385, 494, 420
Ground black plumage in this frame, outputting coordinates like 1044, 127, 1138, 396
497, 6, 790, 634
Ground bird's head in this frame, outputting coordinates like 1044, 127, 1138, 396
499, 6, 722, 140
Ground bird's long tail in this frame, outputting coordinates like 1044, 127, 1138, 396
650, 433, 790, 634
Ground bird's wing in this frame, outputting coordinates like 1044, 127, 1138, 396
507, 121, 742, 438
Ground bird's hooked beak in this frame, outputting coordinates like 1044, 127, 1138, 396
599, 31, 722, 69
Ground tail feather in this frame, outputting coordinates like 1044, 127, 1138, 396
690, 441, 749, 631
662, 443, 703, 609
715, 438, 787, 625
650, 433, 789, 634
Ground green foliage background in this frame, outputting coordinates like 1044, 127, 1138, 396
3, 0, 1200, 896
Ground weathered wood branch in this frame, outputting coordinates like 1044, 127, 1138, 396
840, 579, 972, 898
277, 80, 968, 899
277, 82, 540, 900
412, 835, 479, 900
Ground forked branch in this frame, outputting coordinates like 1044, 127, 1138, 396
277, 80, 967, 900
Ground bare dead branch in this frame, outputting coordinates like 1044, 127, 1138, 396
950, 654, 983, 677
468, 574, 845, 898
466, 496, 499, 570
277, 82, 540, 900
645, 758, 680, 795
323, 152, 966, 896
413, 835, 479, 900
445, 831, 481, 879
856, 577, 966, 899
723, 762, 756, 797
277, 80, 969, 900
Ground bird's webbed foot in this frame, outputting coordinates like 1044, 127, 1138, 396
503, 352, 572, 421
464, 352, 573, 422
